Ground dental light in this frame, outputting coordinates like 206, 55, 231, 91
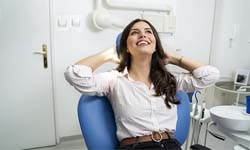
104, 0, 173, 13
92, 8, 127, 30
92, 0, 175, 32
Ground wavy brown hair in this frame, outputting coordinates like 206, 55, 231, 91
117, 18, 179, 108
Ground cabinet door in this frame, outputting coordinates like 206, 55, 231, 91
0, 0, 56, 149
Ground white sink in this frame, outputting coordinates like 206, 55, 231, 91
210, 105, 250, 132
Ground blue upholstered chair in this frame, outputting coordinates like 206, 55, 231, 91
78, 91, 190, 150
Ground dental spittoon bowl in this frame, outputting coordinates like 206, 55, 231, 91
210, 105, 250, 132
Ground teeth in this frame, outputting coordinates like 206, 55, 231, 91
137, 41, 148, 46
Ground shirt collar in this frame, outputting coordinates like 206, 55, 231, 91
121, 67, 135, 81
121, 67, 154, 90
122, 67, 129, 76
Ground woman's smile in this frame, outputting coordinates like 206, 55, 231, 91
136, 39, 151, 46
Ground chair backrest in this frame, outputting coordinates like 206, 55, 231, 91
78, 91, 190, 150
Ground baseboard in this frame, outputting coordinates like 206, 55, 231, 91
59, 135, 83, 142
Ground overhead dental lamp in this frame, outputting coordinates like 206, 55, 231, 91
92, 0, 176, 33
92, 8, 127, 30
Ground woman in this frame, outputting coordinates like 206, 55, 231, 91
64, 19, 220, 150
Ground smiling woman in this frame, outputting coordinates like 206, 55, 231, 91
64, 18, 220, 150
126, 22, 156, 56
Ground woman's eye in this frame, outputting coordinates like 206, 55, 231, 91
146, 30, 152, 34
130, 31, 138, 35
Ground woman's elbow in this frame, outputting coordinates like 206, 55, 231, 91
201, 69, 220, 87
64, 68, 73, 85
193, 67, 220, 89
209, 67, 220, 83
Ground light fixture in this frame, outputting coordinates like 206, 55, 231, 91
92, 8, 127, 30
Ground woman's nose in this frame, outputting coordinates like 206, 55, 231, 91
139, 32, 146, 38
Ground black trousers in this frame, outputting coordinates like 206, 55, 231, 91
118, 138, 182, 150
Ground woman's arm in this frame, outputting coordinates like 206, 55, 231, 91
165, 52, 220, 92
165, 52, 204, 72
75, 46, 120, 71
64, 46, 120, 95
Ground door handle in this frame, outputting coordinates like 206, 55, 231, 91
34, 44, 48, 68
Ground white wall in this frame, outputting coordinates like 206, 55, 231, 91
52, 0, 120, 138
175, 0, 215, 63
51, 0, 215, 138
205, 0, 250, 109
210, 0, 250, 79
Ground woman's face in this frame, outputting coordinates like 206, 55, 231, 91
126, 21, 156, 56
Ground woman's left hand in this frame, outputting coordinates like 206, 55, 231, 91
164, 51, 204, 71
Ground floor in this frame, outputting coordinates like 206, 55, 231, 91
32, 139, 87, 150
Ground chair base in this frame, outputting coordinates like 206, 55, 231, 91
190, 144, 212, 150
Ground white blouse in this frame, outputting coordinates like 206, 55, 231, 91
64, 65, 219, 141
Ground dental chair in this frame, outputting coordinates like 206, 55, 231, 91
78, 92, 190, 149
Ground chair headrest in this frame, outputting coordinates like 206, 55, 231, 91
115, 33, 122, 57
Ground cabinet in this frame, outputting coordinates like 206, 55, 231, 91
209, 81, 250, 149
214, 81, 250, 105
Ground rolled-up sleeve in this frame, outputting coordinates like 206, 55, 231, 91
174, 65, 220, 92
64, 65, 117, 96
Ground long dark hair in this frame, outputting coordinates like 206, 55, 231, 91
117, 18, 179, 108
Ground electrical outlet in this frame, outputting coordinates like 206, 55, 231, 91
56, 15, 69, 31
